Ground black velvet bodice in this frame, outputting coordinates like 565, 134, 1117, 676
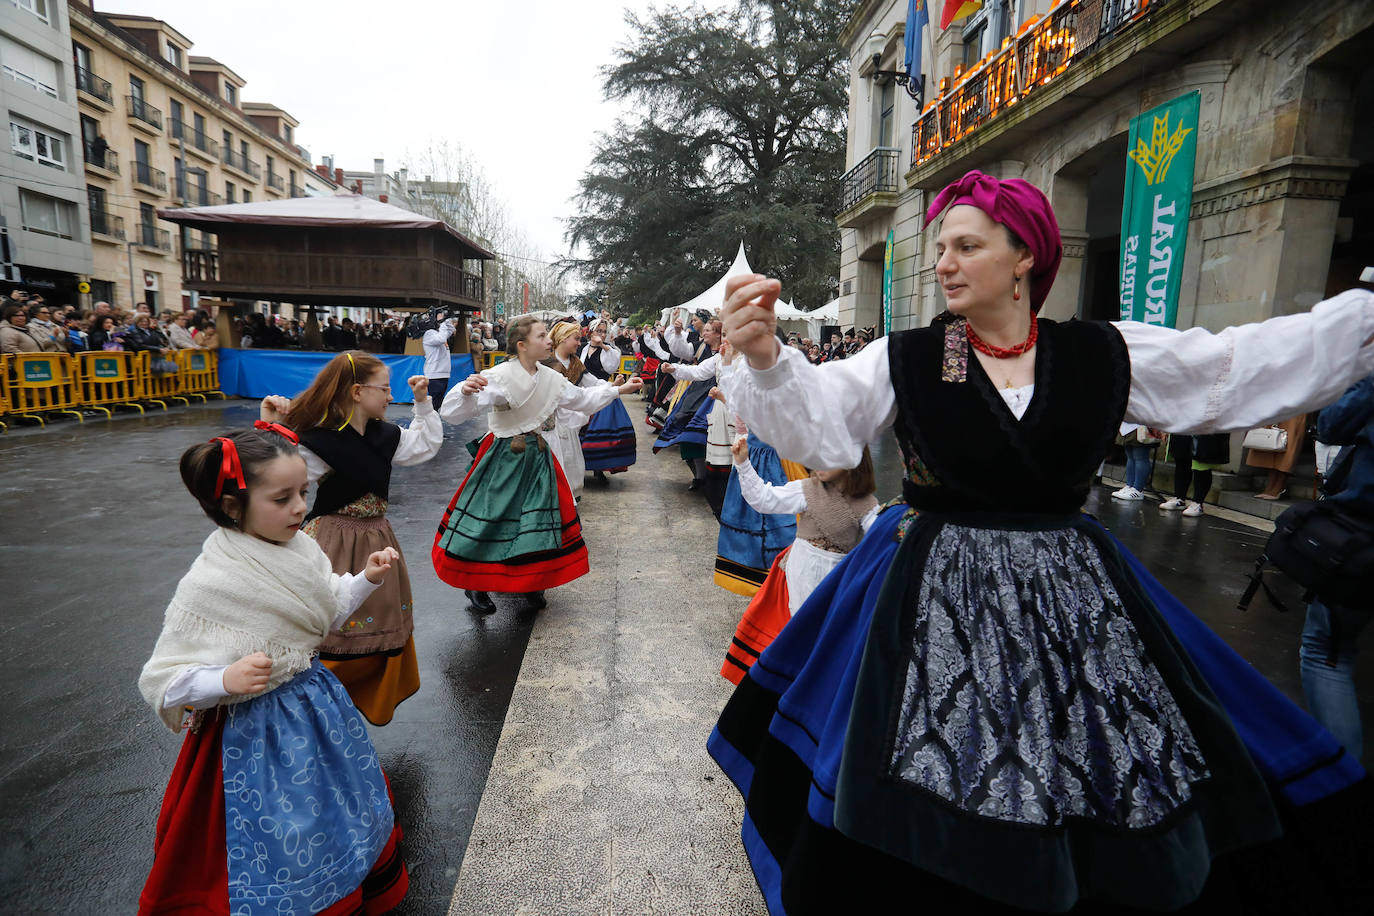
888, 317, 1130, 515
300, 419, 402, 520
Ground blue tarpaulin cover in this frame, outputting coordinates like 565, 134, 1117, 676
217, 349, 476, 403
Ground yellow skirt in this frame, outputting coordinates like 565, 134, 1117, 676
322, 635, 421, 727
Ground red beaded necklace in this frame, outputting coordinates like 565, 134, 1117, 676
966, 314, 1038, 359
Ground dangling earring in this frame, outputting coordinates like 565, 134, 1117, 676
1012, 275, 1022, 301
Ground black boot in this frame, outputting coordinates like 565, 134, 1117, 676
524, 591, 547, 610
465, 589, 497, 614
593, 470, 609, 484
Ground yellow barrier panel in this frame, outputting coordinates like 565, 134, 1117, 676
175, 348, 225, 400
5, 352, 84, 425
133, 351, 185, 409
478, 351, 506, 370
0, 355, 10, 431
73, 351, 145, 416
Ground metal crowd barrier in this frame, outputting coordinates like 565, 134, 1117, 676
0, 348, 224, 430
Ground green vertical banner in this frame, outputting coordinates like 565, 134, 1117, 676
1119, 91, 1199, 327
882, 229, 894, 335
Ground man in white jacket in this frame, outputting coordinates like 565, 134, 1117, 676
423, 316, 456, 408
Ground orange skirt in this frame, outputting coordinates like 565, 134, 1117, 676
322, 636, 421, 727
721, 547, 791, 685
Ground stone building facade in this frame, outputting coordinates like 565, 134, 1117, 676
68, 0, 315, 312
1, 0, 92, 301
836, 0, 1374, 336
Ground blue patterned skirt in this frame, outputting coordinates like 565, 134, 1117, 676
709, 508, 1370, 914
653, 379, 713, 458
581, 397, 637, 471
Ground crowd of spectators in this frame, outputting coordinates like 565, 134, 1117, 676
0, 291, 218, 371
785, 326, 874, 364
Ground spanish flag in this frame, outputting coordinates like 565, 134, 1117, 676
941, 0, 983, 29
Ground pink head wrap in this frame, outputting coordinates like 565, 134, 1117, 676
922, 170, 1062, 314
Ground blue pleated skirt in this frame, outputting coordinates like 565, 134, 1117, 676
581, 397, 637, 471
714, 434, 797, 596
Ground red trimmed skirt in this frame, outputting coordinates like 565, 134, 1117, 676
138, 708, 408, 915
721, 547, 792, 685
431, 433, 590, 593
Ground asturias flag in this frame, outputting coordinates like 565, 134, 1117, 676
941, 1, 983, 30
904, 0, 930, 84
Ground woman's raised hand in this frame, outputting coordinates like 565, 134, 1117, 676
721, 273, 782, 369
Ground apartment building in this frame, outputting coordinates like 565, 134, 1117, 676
1, 0, 93, 301
69, 0, 314, 311
837, 0, 1373, 333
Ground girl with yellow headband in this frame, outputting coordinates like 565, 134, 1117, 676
258, 349, 443, 726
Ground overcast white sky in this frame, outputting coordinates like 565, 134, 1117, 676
108, 0, 719, 263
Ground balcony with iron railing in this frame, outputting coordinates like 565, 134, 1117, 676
175, 177, 223, 208
83, 141, 118, 175
136, 223, 172, 251
222, 147, 262, 180
837, 146, 902, 227
171, 121, 219, 160
89, 210, 125, 242
75, 66, 112, 106
907, 0, 1192, 186
180, 249, 486, 304
132, 159, 167, 193
126, 96, 163, 132
266, 171, 284, 192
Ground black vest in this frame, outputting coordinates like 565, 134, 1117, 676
582, 346, 614, 381
889, 317, 1130, 515
299, 419, 402, 521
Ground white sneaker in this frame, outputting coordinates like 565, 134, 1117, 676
1182, 501, 1204, 517
1111, 486, 1143, 501
1159, 497, 1186, 511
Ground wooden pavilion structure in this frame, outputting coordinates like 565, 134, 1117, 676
157, 194, 495, 350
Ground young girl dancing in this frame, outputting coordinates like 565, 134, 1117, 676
578, 318, 638, 481
542, 320, 600, 500
259, 350, 443, 726
139, 425, 408, 915
435, 316, 641, 614
721, 441, 878, 683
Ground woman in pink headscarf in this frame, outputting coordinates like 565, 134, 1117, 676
707, 170, 1374, 914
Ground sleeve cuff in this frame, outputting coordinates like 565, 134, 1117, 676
745, 342, 793, 391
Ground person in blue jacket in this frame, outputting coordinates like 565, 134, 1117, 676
1302, 373, 1374, 761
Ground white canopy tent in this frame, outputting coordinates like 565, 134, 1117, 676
659, 243, 755, 326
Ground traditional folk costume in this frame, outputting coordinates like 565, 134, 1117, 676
541, 324, 603, 500
653, 336, 716, 491
297, 401, 442, 726
658, 352, 734, 512
139, 528, 407, 916
720, 466, 878, 684
710, 171, 1374, 914
579, 325, 638, 475
433, 357, 623, 593
713, 427, 808, 596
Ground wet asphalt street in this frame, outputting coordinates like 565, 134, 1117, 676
0, 399, 1369, 915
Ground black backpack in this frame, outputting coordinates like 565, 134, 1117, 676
1239, 450, 1374, 612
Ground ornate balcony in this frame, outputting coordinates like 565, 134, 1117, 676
837, 147, 901, 229
171, 121, 219, 161
90, 210, 125, 242
222, 147, 262, 180
83, 141, 118, 175
135, 223, 171, 251
266, 171, 284, 192
132, 160, 167, 193
175, 178, 223, 208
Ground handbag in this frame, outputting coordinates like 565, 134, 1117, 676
1242, 426, 1288, 452
1135, 426, 1163, 447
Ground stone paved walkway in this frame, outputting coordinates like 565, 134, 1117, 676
448, 430, 767, 915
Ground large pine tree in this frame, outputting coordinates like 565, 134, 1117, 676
566, 0, 855, 318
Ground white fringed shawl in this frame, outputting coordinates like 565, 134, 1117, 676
139, 527, 347, 731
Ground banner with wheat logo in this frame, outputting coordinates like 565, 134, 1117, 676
1118, 91, 1200, 327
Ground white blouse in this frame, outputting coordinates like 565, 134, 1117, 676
721, 290, 1374, 472
439, 370, 622, 427
299, 398, 444, 484
579, 343, 622, 377
162, 572, 380, 709
669, 354, 721, 383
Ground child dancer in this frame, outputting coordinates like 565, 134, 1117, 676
435, 316, 641, 614
259, 351, 443, 726
721, 441, 878, 683
542, 320, 599, 500
579, 318, 638, 481
139, 425, 408, 915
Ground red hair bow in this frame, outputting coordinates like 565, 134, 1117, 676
212, 437, 246, 498
253, 420, 299, 444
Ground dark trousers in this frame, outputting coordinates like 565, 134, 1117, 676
428, 376, 450, 410
1171, 435, 1212, 502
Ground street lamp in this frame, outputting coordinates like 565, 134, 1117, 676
864, 31, 924, 104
